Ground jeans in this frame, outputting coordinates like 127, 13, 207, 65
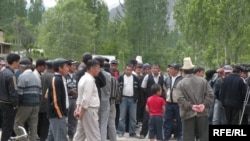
212, 99, 227, 125
148, 116, 163, 140
117, 97, 137, 136
163, 103, 182, 140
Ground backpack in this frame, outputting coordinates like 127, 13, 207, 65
110, 76, 121, 104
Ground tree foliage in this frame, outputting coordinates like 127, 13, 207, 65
174, 0, 250, 68
37, 0, 97, 60
122, 0, 170, 66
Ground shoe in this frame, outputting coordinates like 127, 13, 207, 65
118, 134, 124, 138
138, 135, 145, 139
129, 134, 138, 138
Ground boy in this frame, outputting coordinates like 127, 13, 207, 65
146, 84, 166, 141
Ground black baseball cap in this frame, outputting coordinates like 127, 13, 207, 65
168, 63, 181, 70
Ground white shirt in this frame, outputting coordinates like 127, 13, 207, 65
170, 73, 181, 88
122, 75, 134, 97
33, 69, 41, 79
62, 76, 69, 109
77, 72, 100, 109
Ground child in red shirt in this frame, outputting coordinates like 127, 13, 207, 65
146, 84, 166, 141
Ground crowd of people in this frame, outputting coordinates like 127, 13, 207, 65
0, 52, 249, 141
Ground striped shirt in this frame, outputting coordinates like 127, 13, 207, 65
18, 69, 41, 106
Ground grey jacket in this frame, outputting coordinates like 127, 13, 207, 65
165, 74, 183, 103
176, 74, 214, 120
100, 69, 111, 101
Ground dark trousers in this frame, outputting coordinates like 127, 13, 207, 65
148, 116, 163, 140
136, 99, 144, 123
115, 104, 120, 129
0, 109, 2, 128
183, 116, 208, 141
224, 106, 241, 124
163, 103, 182, 140
0, 103, 17, 141
38, 112, 50, 141
67, 98, 77, 139
140, 110, 149, 136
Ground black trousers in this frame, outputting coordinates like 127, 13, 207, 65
224, 106, 241, 124
140, 110, 149, 136
38, 113, 50, 141
0, 103, 17, 141
115, 104, 120, 129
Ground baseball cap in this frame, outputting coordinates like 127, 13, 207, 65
224, 65, 233, 73
19, 58, 31, 65
143, 63, 151, 69
111, 60, 118, 64
168, 63, 181, 70
68, 59, 77, 65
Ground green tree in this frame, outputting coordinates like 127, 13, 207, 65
0, 0, 27, 42
28, 0, 45, 25
174, 0, 250, 68
14, 17, 37, 57
124, 0, 169, 65
83, 0, 109, 54
37, 0, 96, 60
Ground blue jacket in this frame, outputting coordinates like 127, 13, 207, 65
219, 73, 247, 108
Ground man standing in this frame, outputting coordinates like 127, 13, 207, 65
95, 57, 112, 141
0, 53, 20, 141
163, 63, 183, 141
39, 60, 54, 141
139, 63, 165, 139
73, 59, 101, 141
46, 58, 69, 141
176, 57, 214, 141
219, 65, 247, 124
117, 64, 139, 138
65, 59, 78, 141
14, 58, 41, 141
110, 59, 120, 129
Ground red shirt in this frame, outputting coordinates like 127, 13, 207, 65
146, 95, 166, 116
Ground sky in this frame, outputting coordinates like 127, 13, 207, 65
42, 0, 124, 10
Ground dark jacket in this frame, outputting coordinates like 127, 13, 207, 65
47, 74, 67, 118
118, 74, 139, 102
146, 73, 165, 99
40, 70, 54, 113
76, 67, 106, 99
0, 66, 19, 107
219, 73, 247, 108
65, 72, 78, 98
213, 77, 223, 99
165, 74, 183, 103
